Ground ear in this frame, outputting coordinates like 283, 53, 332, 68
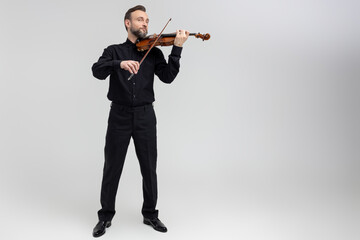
125, 19, 131, 30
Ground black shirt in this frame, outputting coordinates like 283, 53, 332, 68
92, 38, 183, 107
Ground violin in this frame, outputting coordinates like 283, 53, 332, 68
128, 18, 210, 80
136, 32, 211, 51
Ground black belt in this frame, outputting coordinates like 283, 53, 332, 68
111, 102, 153, 112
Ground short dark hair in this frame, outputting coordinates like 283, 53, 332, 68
124, 5, 146, 31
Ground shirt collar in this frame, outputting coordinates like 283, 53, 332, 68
125, 38, 136, 45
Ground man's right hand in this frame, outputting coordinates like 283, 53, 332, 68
120, 60, 140, 74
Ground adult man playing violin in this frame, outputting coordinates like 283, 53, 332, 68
91, 5, 189, 238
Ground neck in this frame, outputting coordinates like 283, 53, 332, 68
127, 32, 138, 43
160, 33, 196, 37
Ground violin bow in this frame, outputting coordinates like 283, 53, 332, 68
128, 18, 172, 80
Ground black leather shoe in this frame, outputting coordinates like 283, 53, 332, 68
143, 217, 168, 232
92, 221, 111, 238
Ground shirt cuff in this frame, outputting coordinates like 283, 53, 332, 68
113, 60, 122, 69
171, 45, 183, 57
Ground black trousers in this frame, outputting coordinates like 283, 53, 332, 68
98, 103, 158, 221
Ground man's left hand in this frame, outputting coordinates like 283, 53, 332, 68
174, 29, 189, 47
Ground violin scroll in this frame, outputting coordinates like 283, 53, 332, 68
194, 33, 211, 41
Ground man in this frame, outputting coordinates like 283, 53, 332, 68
91, 5, 189, 238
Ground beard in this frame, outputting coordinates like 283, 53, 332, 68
130, 26, 148, 39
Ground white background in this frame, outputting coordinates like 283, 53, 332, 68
0, 0, 359, 239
